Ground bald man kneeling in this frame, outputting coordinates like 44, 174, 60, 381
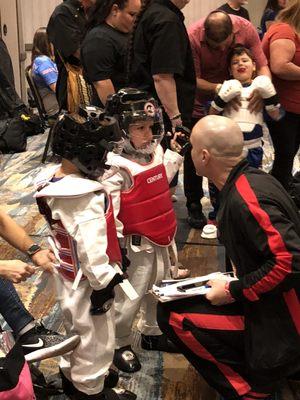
157, 115, 300, 400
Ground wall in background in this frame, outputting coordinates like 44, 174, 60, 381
1, 0, 268, 100
22, 0, 60, 48
246, 0, 267, 29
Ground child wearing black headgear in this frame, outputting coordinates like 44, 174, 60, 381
34, 109, 136, 400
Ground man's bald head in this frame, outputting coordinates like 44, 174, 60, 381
192, 115, 243, 157
190, 116, 244, 184
204, 11, 233, 44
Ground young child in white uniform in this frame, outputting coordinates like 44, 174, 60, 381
34, 110, 136, 400
210, 45, 281, 169
103, 89, 188, 373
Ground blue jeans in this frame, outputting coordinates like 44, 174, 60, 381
0, 277, 33, 334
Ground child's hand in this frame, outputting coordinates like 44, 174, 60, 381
170, 131, 183, 153
170, 126, 191, 155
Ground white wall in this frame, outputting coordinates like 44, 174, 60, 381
183, 0, 268, 29
246, 0, 267, 28
22, 0, 60, 48
184, 0, 224, 27
0, 0, 21, 95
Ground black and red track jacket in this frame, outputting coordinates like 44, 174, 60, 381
218, 159, 300, 377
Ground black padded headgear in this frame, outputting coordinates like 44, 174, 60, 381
105, 88, 164, 139
52, 108, 123, 178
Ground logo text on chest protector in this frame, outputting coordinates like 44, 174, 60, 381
147, 173, 163, 184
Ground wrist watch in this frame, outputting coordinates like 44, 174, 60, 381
26, 244, 42, 257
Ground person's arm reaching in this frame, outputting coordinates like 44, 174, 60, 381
0, 210, 55, 272
0, 260, 35, 283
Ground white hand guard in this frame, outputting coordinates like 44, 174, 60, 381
219, 79, 243, 102
211, 80, 243, 112
251, 75, 280, 111
251, 75, 276, 99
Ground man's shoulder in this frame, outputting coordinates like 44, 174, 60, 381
235, 168, 285, 203
188, 18, 205, 38
142, 2, 181, 25
231, 14, 252, 29
50, 0, 80, 19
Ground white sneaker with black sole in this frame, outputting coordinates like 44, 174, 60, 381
19, 321, 80, 363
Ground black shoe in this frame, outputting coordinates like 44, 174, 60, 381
19, 321, 80, 362
141, 334, 180, 353
113, 346, 141, 373
187, 204, 207, 229
60, 372, 136, 400
104, 368, 119, 388
108, 388, 137, 400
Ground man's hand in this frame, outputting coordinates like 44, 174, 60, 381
31, 249, 56, 273
248, 89, 264, 114
226, 96, 242, 112
205, 279, 235, 306
0, 260, 35, 283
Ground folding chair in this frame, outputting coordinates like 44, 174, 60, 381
25, 66, 57, 163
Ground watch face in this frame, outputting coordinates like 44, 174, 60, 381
27, 244, 41, 256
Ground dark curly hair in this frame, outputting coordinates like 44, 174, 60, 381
86, 0, 129, 31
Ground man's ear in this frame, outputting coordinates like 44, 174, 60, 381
111, 3, 119, 15
202, 149, 210, 165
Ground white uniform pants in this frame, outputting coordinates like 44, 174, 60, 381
56, 275, 115, 395
114, 241, 170, 348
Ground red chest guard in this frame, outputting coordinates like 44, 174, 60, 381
118, 163, 177, 246
36, 194, 121, 282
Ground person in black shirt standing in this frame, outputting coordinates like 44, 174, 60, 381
47, 0, 94, 109
81, 0, 141, 107
129, 0, 207, 229
218, 0, 250, 21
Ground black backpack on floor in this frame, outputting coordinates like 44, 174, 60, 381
0, 65, 44, 153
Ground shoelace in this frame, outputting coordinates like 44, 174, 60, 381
34, 320, 60, 336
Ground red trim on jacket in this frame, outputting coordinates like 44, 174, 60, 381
235, 175, 293, 301
169, 311, 251, 396
246, 391, 270, 398
177, 313, 245, 331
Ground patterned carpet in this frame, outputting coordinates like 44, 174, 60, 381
1, 131, 299, 399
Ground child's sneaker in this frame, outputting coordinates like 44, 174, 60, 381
19, 321, 80, 362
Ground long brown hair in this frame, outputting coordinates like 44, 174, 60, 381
31, 27, 52, 64
277, 0, 300, 34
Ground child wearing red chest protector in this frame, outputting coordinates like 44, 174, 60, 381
103, 89, 189, 373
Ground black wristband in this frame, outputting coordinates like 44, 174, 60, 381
264, 94, 279, 107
